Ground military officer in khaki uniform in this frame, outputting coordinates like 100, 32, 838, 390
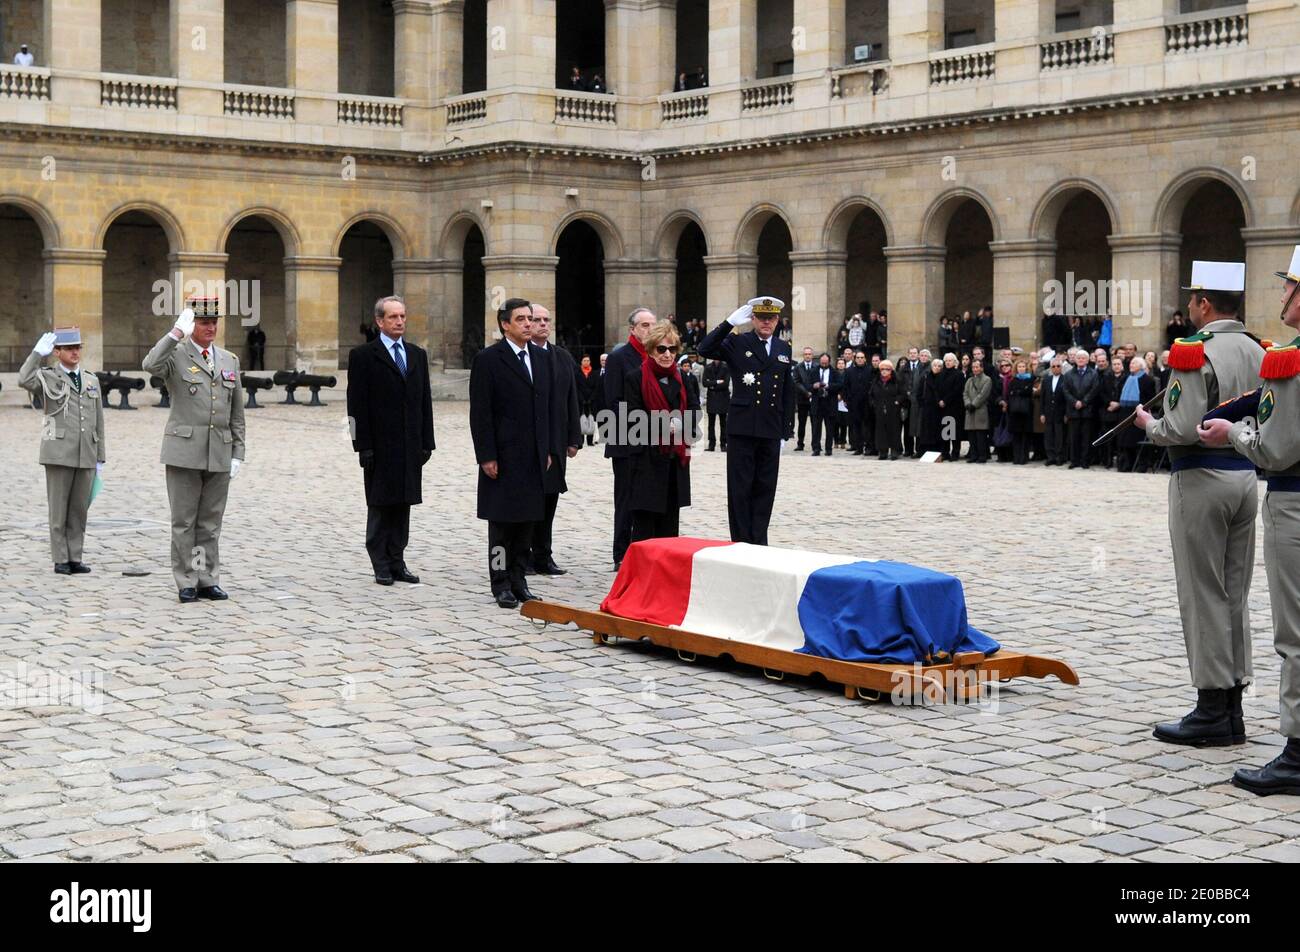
1199, 245, 1300, 793
18, 327, 105, 574
142, 298, 246, 603
1135, 261, 1264, 747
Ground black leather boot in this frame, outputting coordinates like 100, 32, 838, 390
1228, 684, 1247, 742
1153, 689, 1243, 746
1232, 739, 1300, 796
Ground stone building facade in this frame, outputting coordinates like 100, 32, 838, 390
0, 0, 1296, 374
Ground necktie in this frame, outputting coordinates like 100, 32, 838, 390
67, 370, 80, 393
518, 348, 531, 381
393, 342, 407, 376
202, 348, 213, 373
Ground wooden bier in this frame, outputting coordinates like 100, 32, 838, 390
521, 601, 1078, 704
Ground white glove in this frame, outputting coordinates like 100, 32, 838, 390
34, 332, 57, 357
230, 458, 242, 480
726, 304, 753, 327
171, 307, 195, 340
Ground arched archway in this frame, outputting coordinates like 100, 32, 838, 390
461, 226, 486, 368
0, 203, 51, 371
337, 220, 395, 368
100, 208, 177, 370
943, 199, 994, 321
555, 220, 605, 356
675, 222, 708, 335
1177, 180, 1246, 291
225, 215, 289, 370
1051, 188, 1115, 324
843, 206, 889, 322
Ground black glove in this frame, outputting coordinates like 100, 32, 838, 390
359, 449, 374, 468
420, 449, 432, 465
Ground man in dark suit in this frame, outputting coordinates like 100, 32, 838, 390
603, 306, 658, 569
842, 350, 874, 455
470, 298, 556, 608
1061, 348, 1100, 468
697, 296, 795, 545
809, 352, 842, 456
346, 296, 436, 586
792, 346, 817, 450
527, 304, 582, 576
704, 358, 730, 451
1039, 355, 1069, 465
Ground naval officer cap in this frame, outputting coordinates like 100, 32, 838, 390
52, 326, 82, 347
1182, 260, 1245, 293
748, 296, 785, 314
1274, 246, 1300, 284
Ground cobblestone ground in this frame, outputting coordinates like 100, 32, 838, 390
1, 397, 1298, 863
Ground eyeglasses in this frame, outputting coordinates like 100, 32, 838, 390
654, 345, 679, 355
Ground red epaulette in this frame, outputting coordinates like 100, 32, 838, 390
1260, 342, 1300, 380
1166, 334, 1208, 371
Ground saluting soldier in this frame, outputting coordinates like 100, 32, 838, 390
142, 298, 246, 603
18, 327, 105, 574
1135, 261, 1264, 747
1199, 245, 1300, 793
697, 296, 795, 545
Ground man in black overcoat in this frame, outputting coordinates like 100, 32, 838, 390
602, 306, 658, 569
346, 296, 436, 585
469, 298, 557, 608
527, 304, 582, 576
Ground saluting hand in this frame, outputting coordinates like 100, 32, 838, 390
33, 332, 57, 357
482, 461, 499, 479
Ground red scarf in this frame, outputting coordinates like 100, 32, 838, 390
581, 365, 592, 377
633, 335, 689, 467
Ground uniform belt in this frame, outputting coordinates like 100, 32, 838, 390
1170, 454, 1254, 474
1267, 476, 1300, 493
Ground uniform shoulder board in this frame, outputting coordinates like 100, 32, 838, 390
1167, 331, 1212, 371
1260, 337, 1300, 380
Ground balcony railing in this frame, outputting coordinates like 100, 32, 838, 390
660, 91, 709, 122
1041, 30, 1115, 70
930, 47, 995, 86
223, 85, 295, 119
0, 65, 50, 101
1166, 9, 1248, 55
830, 63, 890, 99
555, 92, 617, 124
446, 94, 487, 125
101, 75, 177, 110
338, 95, 404, 127
741, 77, 794, 112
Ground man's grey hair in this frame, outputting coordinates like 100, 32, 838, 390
374, 295, 404, 319
919, 348, 931, 358
627, 306, 654, 327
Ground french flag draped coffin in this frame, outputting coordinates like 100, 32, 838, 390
600, 537, 1000, 665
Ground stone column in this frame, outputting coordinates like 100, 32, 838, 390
1243, 227, 1300, 341
284, 255, 342, 370
1108, 232, 1180, 354
605, 0, 674, 101
172, 0, 224, 115
431, 0, 465, 101
990, 238, 1055, 348
602, 259, 665, 350
994, 0, 1053, 85
486, 0, 556, 89
884, 244, 944, 354
709, 0, 756, 86
789, 250, 847, 354
480, 253, 558, 345
392, 258, 438, 363
45, 248, 106, 369
647, 259, 677, 327
703, 253, 757, 328
286, 0, 339, 125
887, 0, 943, 97
794, 0, 845, 71
1112, 0, 1179, 67
168, 251, 232, 347
394, 0, 435, 102
45, 0, 102, 107
425, 258, 465, 369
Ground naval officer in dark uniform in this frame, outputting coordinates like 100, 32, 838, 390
697, 296, 795, 545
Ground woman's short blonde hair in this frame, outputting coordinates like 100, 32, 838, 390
878, 359, 894, 371
644, 320, 681, 352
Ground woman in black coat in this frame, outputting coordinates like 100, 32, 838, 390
869, 360, 905, 460
919, 358, 946, 455
937, 357, 965, 460
1008, 359, 1036, 465
575, 354, 601, 446
623, 322, 700, 542
1095, 355, 1127, 468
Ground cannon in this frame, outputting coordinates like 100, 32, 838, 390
149, 375, 171, 408
272, 370, 337, 407
94, 371, 146, 410
241, 373, 275, 409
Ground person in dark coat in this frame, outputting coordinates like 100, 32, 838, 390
1061, 348, 1101, 468
704, 358, 730, 451
869, 360, 905, 460
346, 296, 436, 586
919, 358, 946, 455
1115, 355, 1158, 472
1094, 355, 1127, 468
842, 351, 873, 455
527, 304, 582, 576
469, 298, 556, 608
696, 296, 796, 546
603, 307, 659, 569
792, 346, 817, 450
1039, 356, 1069, 465
576, 353, 601, 446
1008, 359, 1036, 465
623, 322, 701, 541
809, 352, 841, 457
937, 355, 964, 460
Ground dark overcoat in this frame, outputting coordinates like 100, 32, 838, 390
346, 336, 436, 506
623, 367, 699, 514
